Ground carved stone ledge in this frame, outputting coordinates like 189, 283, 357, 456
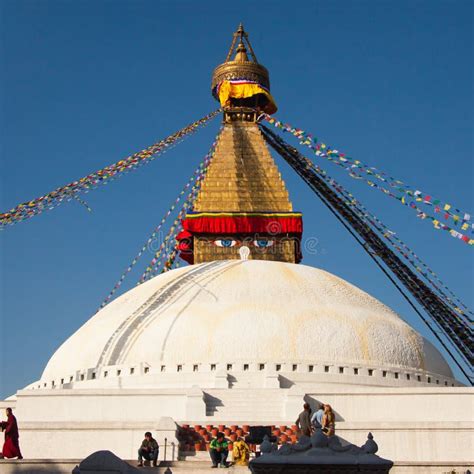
249, 432, 393, 474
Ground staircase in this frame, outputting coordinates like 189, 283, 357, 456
203, 388, 287, 423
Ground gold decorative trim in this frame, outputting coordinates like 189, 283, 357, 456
211, 62, 270, 91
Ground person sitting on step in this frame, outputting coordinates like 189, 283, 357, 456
311, 403, 325, 430
295, 402, 312, 436
209, 432, 229, 468
322, 404, 336, 436
232, 436, 250, 466
137, 431, 159, 467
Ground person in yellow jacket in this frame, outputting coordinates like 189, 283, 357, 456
232, 437, 250, 466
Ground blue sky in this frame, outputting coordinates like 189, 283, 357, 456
0, 0, 472, 398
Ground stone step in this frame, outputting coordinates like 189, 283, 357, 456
184, 420, 292, 425
1, 459, 471, 474
207, 396, 285, 399
204, 390, 286, 419
205, 390, 287, 395
206, 414, 282, 419
209, 407, 283, 412
207, 404, 283, 411
206, 403, 284, 408
206, 409, 283, 413
205, 402, 284, 406
205, 400, 285, 405
0, 459, 250, 474
205, 405, 284, 410
160, 461, 249, 472
206, 403, 283, 408
205, 394, 286, 399
206, 409, 284, 414
207, 413, 283, 417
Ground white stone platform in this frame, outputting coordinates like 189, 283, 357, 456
8, 385, 472, 464
1, 460, 473, 474
0, 460, 249, 473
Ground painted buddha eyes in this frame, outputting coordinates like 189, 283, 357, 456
215, 239, 237, 248
214, 239, 275, 248
254, 240, 274, 248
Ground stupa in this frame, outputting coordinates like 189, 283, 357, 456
2, 25, 472, 471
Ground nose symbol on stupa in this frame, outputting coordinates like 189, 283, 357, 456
239, 246, 250, 260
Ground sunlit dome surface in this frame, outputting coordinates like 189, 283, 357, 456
40, 260, 453, 387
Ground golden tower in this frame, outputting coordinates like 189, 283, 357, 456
178, 25, 302, 264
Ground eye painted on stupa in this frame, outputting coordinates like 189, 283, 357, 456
214, 239, 237, 248
253, 239, 275, 248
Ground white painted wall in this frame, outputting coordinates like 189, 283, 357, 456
8, 385, 473, 463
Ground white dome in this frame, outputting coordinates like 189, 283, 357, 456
41, 260, 453, 384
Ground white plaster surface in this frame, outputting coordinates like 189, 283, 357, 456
40, 260, 453, 388
9, 386, 473, 463
9, 260, 471, 466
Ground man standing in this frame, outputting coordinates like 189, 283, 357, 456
137, 431, 159, 467
0, 408, 22, 459
295, 402, 312, 437
209, 432, 229, 468
311, 403, 325, 430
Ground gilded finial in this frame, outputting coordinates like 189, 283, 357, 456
224, 23, 258, 64
211, 25, 277, 115
234, 42, 249, 62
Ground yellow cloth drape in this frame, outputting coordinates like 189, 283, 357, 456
232, 440, 250, 466
217, 81, 277, 114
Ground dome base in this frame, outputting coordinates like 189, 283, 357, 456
39, 260, 455, 392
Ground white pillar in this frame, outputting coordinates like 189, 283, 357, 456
284, 385, 306, 420
264, 367, 280, 388
156, 416, 179, 461
214, 369, 229, 388
185, 385, 206, 420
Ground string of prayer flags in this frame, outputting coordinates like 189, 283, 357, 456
332, 180, 474, 321
1, 109, 221, 228
162, 246, 180, 273
299, 153, 473, 322
138, 133, 220, 284
263, 115, 473, 243
96, 129, 222, 311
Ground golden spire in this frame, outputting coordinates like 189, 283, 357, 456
211, 24, 270, 98
224, 23, 259, 63
177, 25, 300, 265
234, 41, 249, 62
